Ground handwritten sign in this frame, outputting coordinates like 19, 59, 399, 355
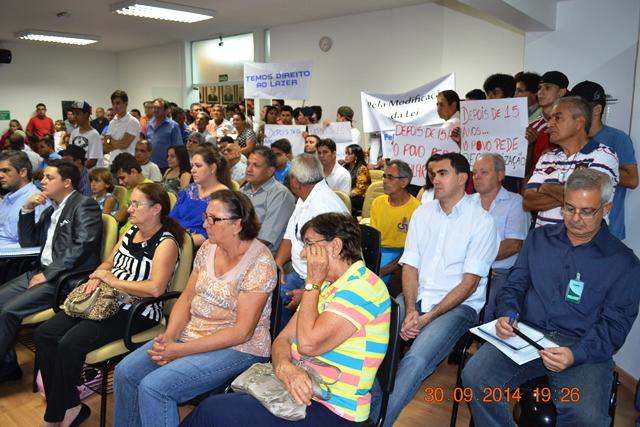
382, 124, 460, 186
263, 125, 307, 155
244, 61, 312, 100
360, 74, 455, 132
307, 122, 352, 160
460, 98, 528, 178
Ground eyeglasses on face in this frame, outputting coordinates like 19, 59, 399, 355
302, 238, 328, 248
127, 200, 154, 209
202, 213, 240, 225
560, 203, 603, 219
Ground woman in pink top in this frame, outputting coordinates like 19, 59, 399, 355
114, 190, 277, 427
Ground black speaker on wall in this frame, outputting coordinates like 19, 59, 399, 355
0, 49, 12, 64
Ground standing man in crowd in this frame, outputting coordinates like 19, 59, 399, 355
316, 138, 351, 194
63, 110, 77, 135
210, 104, 234, 138
463, 169, 640, 427
436, 90, 461, 131
270, 138, 292, 183
515, 71, 543, 121
25, 103, 54, 140
483, 73, 516, 99
376, 153, 498, 426
103, 90, 141, 164
69, 101, 103, 169
279, 106, 294, 125
524, 97, 619, 228
240, 146, 295, 256
134, 140, 162, 182
471, 153, 529, 321
90, 107, 110, 135
0, 161, 102, 383
193, 112, 216, 143
147, 98, 183, 171
571, 80, 638, 240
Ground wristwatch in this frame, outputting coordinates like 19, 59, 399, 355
304, 282, 320, 292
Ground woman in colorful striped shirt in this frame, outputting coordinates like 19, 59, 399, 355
183, 212, 391, 426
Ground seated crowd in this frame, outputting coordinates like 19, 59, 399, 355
0, 69, 638, 427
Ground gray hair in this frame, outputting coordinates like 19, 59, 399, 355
477, 153, 506, 173
386, 159, 413, 182
554, 96, 592, 134
187, 132, 206, 145
565, 168, 613, 204
0, 149, 32, 180
290, 153, 324, 185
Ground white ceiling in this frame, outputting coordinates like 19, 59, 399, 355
0, 0, 432, 52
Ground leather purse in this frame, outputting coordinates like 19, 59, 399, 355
63, 282, 140, 321
231, 358, 341, 421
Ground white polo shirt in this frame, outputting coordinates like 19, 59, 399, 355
283, 180, 349, 277
400, 195, 499, 313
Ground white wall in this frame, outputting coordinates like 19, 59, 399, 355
269, 2, 524, 126
524, 0, 640, 380
116, 41, 187, 111
0, 42, 117, 128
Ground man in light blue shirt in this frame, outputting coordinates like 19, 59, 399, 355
471, 153, 529, 322
374, 153, 499, 426
147, 98, 183, 170
0, 150, 48, 248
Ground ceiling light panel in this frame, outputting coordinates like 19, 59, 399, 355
111, 1, 214, 23
15, 30, 99, 45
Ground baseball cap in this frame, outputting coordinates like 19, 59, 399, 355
70, 100, 92, 114
571, 80, 606, 105
337, 106, 354, 121
540, 71, 569, 89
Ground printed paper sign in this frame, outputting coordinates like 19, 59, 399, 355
382, 124, 460, 186
244, 61, 312, 100
263, 125, 307, 155
460, 98, 528, 178
360, 74, 455, 132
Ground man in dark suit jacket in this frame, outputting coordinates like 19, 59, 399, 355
0, 160, 102, 383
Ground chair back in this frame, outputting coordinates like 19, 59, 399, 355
270, 270, 282, 341
375, 298, 401, 427
168, 191, 177, 209
369, 169, 384, 182
101, 214, 119, 261
112, 185, 127, 208
360, 224, 381, 276
334, 190, 352, 212
361, 181, 385, 219
231, 180, 241, 190
164, 232, 194, 315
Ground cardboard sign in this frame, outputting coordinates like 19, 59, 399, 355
307, 122, 352, 159
460, 98, 528, 178
263, 125, 307, 155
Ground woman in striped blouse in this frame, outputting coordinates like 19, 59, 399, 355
34, 182, 184, 427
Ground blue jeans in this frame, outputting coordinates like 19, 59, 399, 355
278, 269, 305, 332
482, 267, 510, 323
113, 340, 268, 427
462, 333, 614, 427
371, 295, 477, 426
180, 392, 362, 426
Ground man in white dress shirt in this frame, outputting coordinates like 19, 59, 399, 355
375, 152, 499, 426
316, 138, 351, 194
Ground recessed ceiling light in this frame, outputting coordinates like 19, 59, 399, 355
111, 0, 214, 23
14, 30, 99, 45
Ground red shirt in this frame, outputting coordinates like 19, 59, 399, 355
529, 116, 555, 170
26, 116, 54, 138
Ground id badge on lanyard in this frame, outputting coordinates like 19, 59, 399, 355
565, 272, 584, 304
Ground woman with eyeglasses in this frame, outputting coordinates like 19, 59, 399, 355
169, 144, 232, 247
34, 183, 183, 427
114, 190, 277, 427
182, 213, 391, 427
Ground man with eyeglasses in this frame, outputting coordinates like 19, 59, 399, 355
524, 97, 619, 228
369, 160, 420, 285
463, 168, 640, 426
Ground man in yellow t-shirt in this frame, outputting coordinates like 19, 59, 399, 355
370, 160, 421, 283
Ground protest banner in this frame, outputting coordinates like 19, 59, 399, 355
307, 122, 352, 159
459, 98, 528, 178
360, 74, 455, 132
244, 61, 312, 100
382, 124, 460, 186
263, 125, 307, 155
